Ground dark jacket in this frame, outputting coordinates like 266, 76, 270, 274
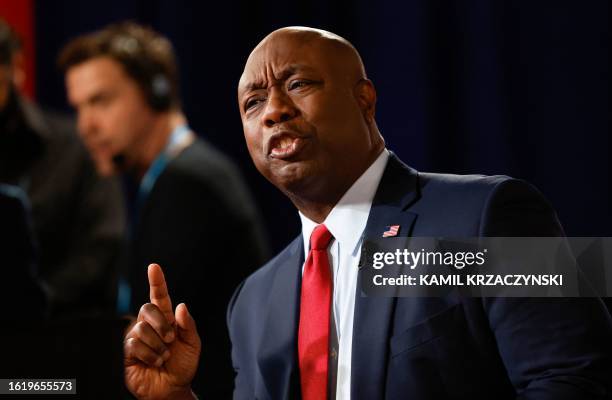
0, 184, 46, 319
128, 137, 269, 398
227, 153, 612, 399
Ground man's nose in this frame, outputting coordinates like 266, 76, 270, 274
262, 89, 297, 127
77, 109, 96, 138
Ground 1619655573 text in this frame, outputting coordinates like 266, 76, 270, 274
0, 379, 76, 394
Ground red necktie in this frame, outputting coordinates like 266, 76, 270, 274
298, 224, 334, 400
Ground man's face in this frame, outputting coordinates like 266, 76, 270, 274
238, 33, 378, 198
66, 56, 156, 176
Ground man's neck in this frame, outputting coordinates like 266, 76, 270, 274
134, 110, 187, 179
290, 147, 385, 223
290, 197, 334, 224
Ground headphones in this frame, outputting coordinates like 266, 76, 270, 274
110, 35, 172, 111
149, 73, 171, 110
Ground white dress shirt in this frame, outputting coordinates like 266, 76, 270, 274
299, 149, 389, 400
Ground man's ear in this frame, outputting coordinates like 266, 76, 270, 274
354, 78, 376, 124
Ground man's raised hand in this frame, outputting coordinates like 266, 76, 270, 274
124, 264, 201, 400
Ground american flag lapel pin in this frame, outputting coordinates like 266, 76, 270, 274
382, 225, 400, 237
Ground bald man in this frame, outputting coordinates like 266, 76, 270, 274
123, 27, 612, 400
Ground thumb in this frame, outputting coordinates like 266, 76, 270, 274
175, 303, 201, 350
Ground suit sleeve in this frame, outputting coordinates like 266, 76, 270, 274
479, 179, 612, 399
227, 279, 250, 399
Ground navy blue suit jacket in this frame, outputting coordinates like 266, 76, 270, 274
227, 154, 612, 399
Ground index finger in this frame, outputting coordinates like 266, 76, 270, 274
147, 263, 175, 325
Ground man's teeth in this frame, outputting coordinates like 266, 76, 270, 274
279, 137, 293, 149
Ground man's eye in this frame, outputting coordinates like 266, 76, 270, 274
288, 80, 309, 90
245, 97, 265, 111
90, 93, 113, 107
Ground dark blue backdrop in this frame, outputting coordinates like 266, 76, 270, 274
35, 0, 609, 253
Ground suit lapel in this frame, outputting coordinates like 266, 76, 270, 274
257, 236, 304, 399
255, 154, 422, 399
351, 154, 420, 400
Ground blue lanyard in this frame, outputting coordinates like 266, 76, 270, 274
137, 124, 191, 206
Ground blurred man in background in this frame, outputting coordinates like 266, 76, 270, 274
59, 22, 269, 397
0, 18, 125, 317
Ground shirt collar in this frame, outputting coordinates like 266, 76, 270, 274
300, 149, 390, 258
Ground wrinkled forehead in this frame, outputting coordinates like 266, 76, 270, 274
239, 33, 339, 93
